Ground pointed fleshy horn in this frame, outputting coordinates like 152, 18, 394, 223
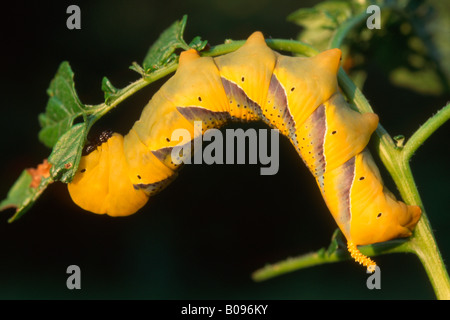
313, 48, 342, 75
244, 31, 266, 45
362, 112, 379, 134
347, 242, 377, 273
178, 49, 201, 65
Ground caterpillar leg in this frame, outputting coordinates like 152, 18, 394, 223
347, 241, 376, 273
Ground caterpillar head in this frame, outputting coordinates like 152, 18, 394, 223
349, 193, 422, 246
68, 133, 149, 217
348, 151, 422, 245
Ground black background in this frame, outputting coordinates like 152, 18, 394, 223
0, 0, 448, 299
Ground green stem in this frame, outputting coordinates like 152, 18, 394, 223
252, 251, 343, 282
202, 39, 318, 58
411, 213, 450, 300
85, 61, 179, 132
388, 155, 450, 299
201, 40, 246, 57
205, 38, 450, 298
338, 59, 450, 299
252, 239, 412, 282
403, 103, 450, 161
266, 39, 318, 57
253, 62, 450, 297
392, 105, 450, 299
329, 10, 370, 49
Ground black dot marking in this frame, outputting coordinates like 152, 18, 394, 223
331, 130, 337, 135
377, 213, 382, 218
241, 76, 245, 82
359, 176, 365, 181
166, 137, 170, 142
291, 87, 295, 92
80, 168, 86, 173
137, 175, 142, 179
198, 96, 202, 102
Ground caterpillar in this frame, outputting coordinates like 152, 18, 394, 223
68, 32, 422, 271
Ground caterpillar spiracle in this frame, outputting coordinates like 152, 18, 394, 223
68, 32, 422, 271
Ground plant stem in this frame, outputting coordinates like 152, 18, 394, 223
338, 60, 450, 299
411, 208, 450, 299
200, 14, 450, 298
203, 37, 450, 298
392, 159, 450, 299
403, 103, 450, 161
266, 39, 318, 57
392, 108, 450, 299
250, 39, 450, 298
86, 62, 179, 131
202, 39, 318, 58
331, 10, 450, 298
201, 41, 246, 57
329, 10, 370, 49
252, 251, 342, 282
252, 239, 411, 282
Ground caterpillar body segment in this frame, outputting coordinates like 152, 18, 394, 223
68, 31, 422, 270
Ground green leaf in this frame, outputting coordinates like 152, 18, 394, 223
0, 166, 53, 223
288, 0, 356, 51
142, 15, 190, 72
326, 229, 345, 256
426, 0, 450, 91
48, 123, 87, 183
390, 67, 444, 95
38, 61, 85, 148
288, 8, 336, 29
288, 0, 353, 28
101, 76, 120, 105
129, 62, 146, 76
189, 36, 208, 52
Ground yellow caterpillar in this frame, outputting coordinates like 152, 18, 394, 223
68, 32, 421, 271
